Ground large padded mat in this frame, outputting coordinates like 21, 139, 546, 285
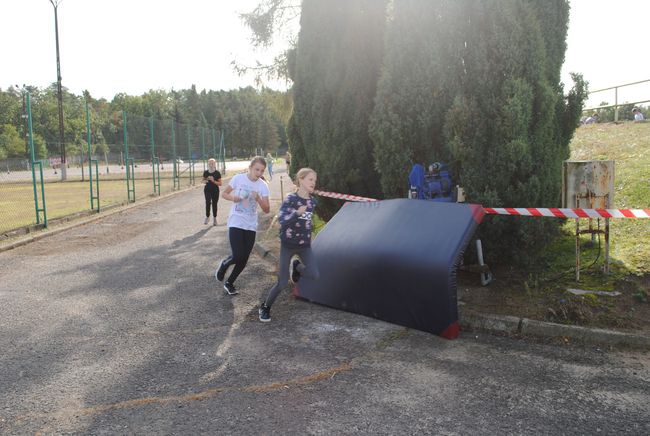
295, 199, 484, 338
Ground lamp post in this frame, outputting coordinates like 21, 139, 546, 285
15, 85, 29, 157
49, 0, 66, 180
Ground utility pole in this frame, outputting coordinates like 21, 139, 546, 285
16, 85, 29, 157
49, 0, 67, 181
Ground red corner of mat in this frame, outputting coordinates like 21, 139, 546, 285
440, 321, 460, 339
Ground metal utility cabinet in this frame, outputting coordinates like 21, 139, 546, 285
562, 160, 615, 280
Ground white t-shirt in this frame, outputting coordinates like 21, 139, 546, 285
227, 173, 270, 231
634, 112, 645, 122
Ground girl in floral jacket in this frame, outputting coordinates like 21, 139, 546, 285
259, 168, 319, 322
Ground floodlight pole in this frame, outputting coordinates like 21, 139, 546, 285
49, 0, 67, 180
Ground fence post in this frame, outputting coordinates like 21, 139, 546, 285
172, 120, 178, 190
150, 116, 160, 195
614, 87, 619, 123
123, 111, 135, 202
86, 101, 99, 211
87, 101, 92, 208
212, 128, 217, 161
27, 92, 47, 227
187, 125, 194, 185
201, 127, 206, 171
220, 130, 226, 174
123, 110, 128, 198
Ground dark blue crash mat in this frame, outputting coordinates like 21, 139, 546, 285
293, 199, 484, 339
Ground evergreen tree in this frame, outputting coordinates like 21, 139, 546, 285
370, 0, 585, 261
370, 0, 466, 197
288, 0, 388, 216
442, 0, 586, 261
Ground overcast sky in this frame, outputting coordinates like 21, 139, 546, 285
1, 0, 649, 107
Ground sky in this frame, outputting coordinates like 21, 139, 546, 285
1, 0, 649, 107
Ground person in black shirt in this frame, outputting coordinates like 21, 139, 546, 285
203, 158, 222, 225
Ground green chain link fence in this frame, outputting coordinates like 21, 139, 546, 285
0, 94, 226, 237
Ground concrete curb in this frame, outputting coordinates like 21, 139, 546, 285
460, 309, 650, 349
0, 185, 198, 254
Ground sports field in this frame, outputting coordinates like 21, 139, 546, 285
0, 160, 251, 234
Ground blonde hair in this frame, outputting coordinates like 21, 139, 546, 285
294, 167, 317, 186
208, 158, 216, 167
250, 156, 267, 168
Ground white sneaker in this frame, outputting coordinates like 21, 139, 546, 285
204, 217, 209, 225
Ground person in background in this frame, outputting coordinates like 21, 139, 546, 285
632, 107, 645, 122
216, 156, 270, 295
258, 168, 319, 322
584, 113, 599, 124
203, 158, 222, 226
266, 152, 274, 181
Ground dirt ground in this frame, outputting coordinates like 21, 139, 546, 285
456, 266, 650, 335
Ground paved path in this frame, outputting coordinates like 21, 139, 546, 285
0, 165, 649, 434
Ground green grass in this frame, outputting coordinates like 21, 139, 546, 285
0, 175, 188, 233
312, 214, 328, 236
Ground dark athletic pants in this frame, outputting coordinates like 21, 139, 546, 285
204, 190, 219, 217
223, 227, 256, 284
264, 243, 319, 307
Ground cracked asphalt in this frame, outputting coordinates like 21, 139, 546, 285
1, 168, 649, 435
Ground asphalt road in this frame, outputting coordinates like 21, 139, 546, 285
0, 174, 648, 435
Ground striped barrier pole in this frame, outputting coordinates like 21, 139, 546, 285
482, 207, 650, 219
313, 190, 650, 219
314, 190, 378, 203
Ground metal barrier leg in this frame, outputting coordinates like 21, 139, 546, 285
476, 239, 493, 286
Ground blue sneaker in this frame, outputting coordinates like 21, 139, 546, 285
258, 304, 271, 322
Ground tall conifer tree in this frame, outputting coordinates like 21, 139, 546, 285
370, 0, 466, 197
288, 0, 388, 215
443, 0, 586, 260
370, 0, 585, 260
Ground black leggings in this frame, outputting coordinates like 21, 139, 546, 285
204, 189, 219, 217
223, 227, 256, 284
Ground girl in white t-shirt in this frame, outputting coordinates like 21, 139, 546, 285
215, 156, 270, 295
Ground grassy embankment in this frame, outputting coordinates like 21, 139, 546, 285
538, 121, 650, 288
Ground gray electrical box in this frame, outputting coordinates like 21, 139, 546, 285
562, 160, 615, 209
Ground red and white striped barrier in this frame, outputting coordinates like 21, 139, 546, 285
314, 190, 378, 203
314, 189, 650, 219
483, 207, 650, 219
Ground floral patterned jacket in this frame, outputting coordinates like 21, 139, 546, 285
278, 193, 317, 247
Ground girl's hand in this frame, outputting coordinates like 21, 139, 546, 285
232, 195, 241, 203
296, 205, 308, 216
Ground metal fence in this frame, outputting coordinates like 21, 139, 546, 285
583, 79, 650, 122
0, 93, 227, 237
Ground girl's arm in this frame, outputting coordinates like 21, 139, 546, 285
221, 185, 240, 202
258, 195, 270, 214
278, 197, 300, 226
